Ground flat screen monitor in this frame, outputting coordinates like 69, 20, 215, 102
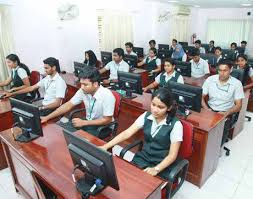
10, 98, 43, 142
63, 129, 119, 196
132, 47, 144, 58
166, 81, 202, 112
231, 68, 244, 83
179, 42, 188, 47
158, 49, 172, 60
236, 47, 245, 55
124, 54, 138, 69
74, 62, 88, 77
183, 46, 195, 54
101, 51, 112, 66
158, 44, 170, 50
200, 53, 217, 66
174, 60, 191, 77
222, 49, 237, 61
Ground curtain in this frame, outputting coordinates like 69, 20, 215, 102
206, 19, 250, 48
0, 5, 13, 83
98, 10, 133, 52
169, 15, 190, 42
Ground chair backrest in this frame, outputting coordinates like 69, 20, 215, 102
61, 87, 69, 105
30, 71, 40, 86
111, 90, 121, 118
178, 119, 193, 159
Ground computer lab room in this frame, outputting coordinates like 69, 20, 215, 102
0, 0, 253, 198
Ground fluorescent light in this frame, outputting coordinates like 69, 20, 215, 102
168, 0, 179, 3
194, 5, 200, 7
241, 3, 252, 6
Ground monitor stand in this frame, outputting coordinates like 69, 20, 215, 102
76, 173, 105, 198
123, 90, 137, 99
177, 105, 191, 118
16, 128, 40, 143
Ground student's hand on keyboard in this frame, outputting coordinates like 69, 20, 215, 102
72, 118, 86, 128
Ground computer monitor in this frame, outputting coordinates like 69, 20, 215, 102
179, 42, 188, 47
166, 81, 202, 112
183, 46, 195, 54
124, 54, 138, 69
118, 71, 142, 98
74, 62, 88, 77
101, 51, 112, 66
10, 98, 43, 142
132, 47, 144, 58
222, 49, 237, 61
63, 129, 119, 196
174, 60, 191, 77
231, 68, 244, 83
200, 53, 217, 66
236, 47, 245, 55
158, 44, 170, 50
158, 49, 172, 60
248, 58, 253, 66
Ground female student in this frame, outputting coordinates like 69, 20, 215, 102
143, 58, 184, 92
101, 88, 183, 180
0, 54, 31, 101
84, 50, 98, 67
235, 54, 253, 89
137, 47, 161, 74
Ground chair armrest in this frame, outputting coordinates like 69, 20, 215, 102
97, 121, 118, 139
119, 140, 143, 158
69, 108, 86, 120
167, 159, 189, 197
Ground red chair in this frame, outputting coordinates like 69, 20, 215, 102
119, 119, 193, 199
70, 90, 122, 140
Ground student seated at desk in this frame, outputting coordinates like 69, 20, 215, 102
149, 39, 156, 49
171, 39, 186, 61
207, 40, 215, 54
235, 54, 253, 89
84, 50, 97, 67
215, 47, 224, 64
99, 48, 129, 84
137, 47, 161, 74
201, 59, 244, 147
0, 54, 31, 101
195, 40, 206, 54
190, 48, 210, 78
101, 87, 183, 179
230, 42, 237, 51
41, 67, 115, 137
125, 42, 137, 56
143, 58, 184, 92
4, 57, 67, 116
241, 41, 249, 55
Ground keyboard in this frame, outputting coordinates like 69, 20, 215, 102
56, 120, 78, 133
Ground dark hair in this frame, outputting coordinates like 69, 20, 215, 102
84, 50, 97, 66
113, 48, 124, 58
191, 48, 200, 56
210, 40, 214, 44
241, 41, 247, 45
6, 54, 31, 76
237, 54, 250, 85
231, 42, 237, 48
195, 40, 201, 45
164, 58, 175, 65
43, 57, 61, 73
152, 87, 177, 120
215, 46, 222, 52
78, 67, 101, 84
149, 47, 157, 55
149, 40, 156, 45
125, 42, 134, 49
218, 59, 233, 69
172, 39, 178, 43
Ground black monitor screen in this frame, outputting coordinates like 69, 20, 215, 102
133, 47, 144, 58
101, 51, 112, 66
158, 49, 172, 60
183, 46, 195, 54
74, 62, 88, 77
118, 71, 142, 95
166, 81, 202, 112
231, 68, 245, 84
179, 42, 188, 47
158, 44, 170, 50
200, 53, 217, 66
124, 54, 138, 68
174, 60, 191, 77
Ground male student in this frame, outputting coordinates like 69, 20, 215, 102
201, 59, 244, 147
149, 40, 156, 49
207, 40, 215, 54
214, 47, 223, 64
125, 42, 137, 56
241, 41, 249, 55
195, 40, 206, 54
171, 39, 185, 61
99, 48, 129, 84
190, 48, 210, 78
41, 67, 115, 137
4, 57, 67, 116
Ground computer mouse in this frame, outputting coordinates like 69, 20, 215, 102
60, 117, 69, 123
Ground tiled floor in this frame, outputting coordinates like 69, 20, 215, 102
0, 112, 253, 198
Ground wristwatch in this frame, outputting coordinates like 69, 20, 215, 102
154, 166, 160, 173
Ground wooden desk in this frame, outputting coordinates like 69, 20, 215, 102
0, 93, 13, 170
0, 124, 164, 199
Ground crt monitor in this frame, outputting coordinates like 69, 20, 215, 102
179, 42, 188, 47
101, 51, 112, 66
166, 81, 202, 112
124, 54, 138, 69
231, 68, 244, 84
10, 98, 43, 142
174, 60, 191, 77
158, 49, 172, 60
200, 53, 217, 66
132, 47, 144, 58
118, 71, 142, 98
63, 129, 119, 196
158, 44, 170, 50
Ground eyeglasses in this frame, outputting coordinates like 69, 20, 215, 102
216, 82, 230, 93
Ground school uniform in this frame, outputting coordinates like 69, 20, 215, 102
132, 111, 183, 180
155, 71, 184, 88
70, 85, 115, 136
105, 60, 129, 80
207, 46, 215, 54
190, 58, 210, 78
144, 56, 161, 72
126, 51, 137, 56
199, 47, 206, 54
11, 66, 30, 101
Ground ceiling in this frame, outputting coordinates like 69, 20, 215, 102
151, 0, 253, 8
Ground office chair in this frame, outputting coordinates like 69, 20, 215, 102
119, 119, 193, 199
69, 90, 122, 140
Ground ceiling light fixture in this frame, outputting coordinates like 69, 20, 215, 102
241, 3, 252, 6
168, 0, 179, 3
194, 5, 200, 8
